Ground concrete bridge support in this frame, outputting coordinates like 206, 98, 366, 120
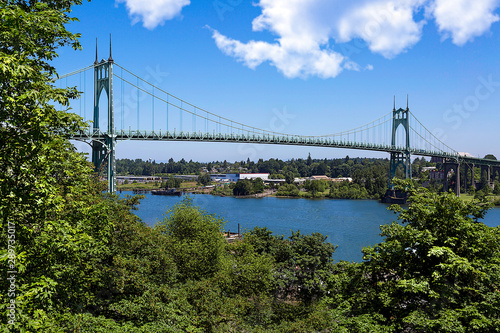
492, 167, 500, 192
479, 165, 494, 190
492, 167, 500, 182
470, 164, 476, 190
463, 163, 475, 193
481, 165, 491, 183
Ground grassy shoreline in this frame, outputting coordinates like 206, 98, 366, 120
117, 182, 500, 206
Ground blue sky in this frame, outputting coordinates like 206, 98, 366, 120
55, 0, 500, 162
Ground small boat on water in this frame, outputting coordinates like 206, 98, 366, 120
151, 189, 182, 196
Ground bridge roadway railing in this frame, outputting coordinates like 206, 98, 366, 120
459, 156, 500, 167
70, 128, 469, 162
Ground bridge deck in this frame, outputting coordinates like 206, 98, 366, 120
70, 129, 469, 161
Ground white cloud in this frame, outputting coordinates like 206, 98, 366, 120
116, 0, 190, 30
337, 0, 426, 58
211, 0, 500, 78
212, 29, 347, 79
429, 0, 500, 45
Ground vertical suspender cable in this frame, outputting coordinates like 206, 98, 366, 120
193, 107, 196, 133
84, 70, 87, 127
121, 68, 124, 130
79, 72, 82, 117
65, 78, 68, 112
152, 86, 155, 132
137, 77, 140, 131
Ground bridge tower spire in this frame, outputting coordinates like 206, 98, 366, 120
388, 101, 412, 189
91, 38, 116, 192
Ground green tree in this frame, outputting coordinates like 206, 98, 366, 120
142, 162, 153, 176
285, 171, 295, 184
0, 0, 119, 330
233, 179, 252, 196
494, 180, 500, 195
197, 172, 211, 186
479, 174, 491, 194
276, 183, 300, 196
304, 180, 327, 196
484, 154, 497, 160
252, 177, 265, 193
329, 181, 369, 199
244, 227, 336, 304
159, 197, 226, 282
165, 176, 182, 188
359, 181, 500, 332
288, 231, 336, 303
218, 240, 274, 298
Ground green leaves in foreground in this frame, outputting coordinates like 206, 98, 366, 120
159, 196, 226, 282
358, 180, 500, 332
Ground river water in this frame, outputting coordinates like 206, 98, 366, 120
122, 191, 500, 262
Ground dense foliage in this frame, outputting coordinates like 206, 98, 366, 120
232, 178, 265, 196
358, 183, 500, 331
116, 156, 394, 180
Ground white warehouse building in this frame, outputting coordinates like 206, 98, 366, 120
210, 173, 269, 182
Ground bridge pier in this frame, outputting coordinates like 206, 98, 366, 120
470, 164, 477, 191
492, 167, 500, 191
479, 165, 495, 191
463, 163, 475, 193
91, 141, 107, 171
470, 164, 475, 191
493, 166, 500, 184
463, 164, 467, 193
443, 161, 460, 196
481, 165, 491, 182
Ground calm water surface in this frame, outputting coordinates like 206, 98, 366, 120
122, 191, 500, 262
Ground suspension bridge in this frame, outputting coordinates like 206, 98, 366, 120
57, 49, 500, 197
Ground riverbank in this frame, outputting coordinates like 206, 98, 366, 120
118, 181, 500, 205
118, 181, 198, 191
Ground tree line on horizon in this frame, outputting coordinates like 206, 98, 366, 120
116, 155, 434, 179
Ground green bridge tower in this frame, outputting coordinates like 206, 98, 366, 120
389, 98, 412, 189
382, 98, 412, 203
91, 40, 116, 193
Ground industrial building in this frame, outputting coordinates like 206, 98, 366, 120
210, 173, 269, 182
